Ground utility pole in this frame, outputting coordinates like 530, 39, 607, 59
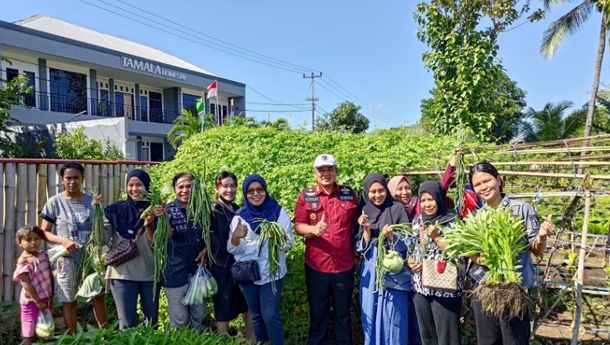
303, 72, 322, 130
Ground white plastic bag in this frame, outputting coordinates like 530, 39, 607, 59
182, 266, 207, 305
35, 309, 55, 338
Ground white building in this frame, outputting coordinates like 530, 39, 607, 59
0, 15, 246, 160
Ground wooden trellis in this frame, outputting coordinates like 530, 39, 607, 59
403, 134, 610, 343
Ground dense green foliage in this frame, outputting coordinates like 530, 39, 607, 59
53, 127, 125, 160
415, 0, 526, 143
315, 101, 370, 133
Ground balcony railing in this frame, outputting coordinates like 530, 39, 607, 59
13, 92, 177, 124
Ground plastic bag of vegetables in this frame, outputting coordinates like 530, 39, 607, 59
182, 266, 218, 305
76, 272, 104, 301
35, 309, 55, 338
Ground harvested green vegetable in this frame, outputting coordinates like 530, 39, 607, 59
256, 219, 290, 293
367, 223, 412, 292
182, 266, 217, 305
187, 176, 214, 264
443, 207, 529, 318
146, 186, 170, 300
454, 127, 468, 214
80, 186, 106, 290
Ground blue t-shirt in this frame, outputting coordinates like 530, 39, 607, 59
161, 200, 204, 288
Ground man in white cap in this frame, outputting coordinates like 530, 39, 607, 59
294, 154, 360, 345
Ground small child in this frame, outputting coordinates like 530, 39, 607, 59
12, 225, 53, 345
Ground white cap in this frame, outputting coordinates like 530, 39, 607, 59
313, 154, 337, 168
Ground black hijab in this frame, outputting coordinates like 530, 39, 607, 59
417, 181, 455, 225
361, 173, 410, 235
105, 169, 151, 239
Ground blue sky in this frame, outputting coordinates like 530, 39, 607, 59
4, 0, 608, 129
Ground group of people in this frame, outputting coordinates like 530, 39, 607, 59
12, 153, 555, 345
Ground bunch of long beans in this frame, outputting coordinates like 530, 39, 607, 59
187, 176, 214, 264
80, 186, 106, 284
256, 219, 290, 293
443, 207, 529, 318
146, 186, 170, 300
455, 127, 469, 214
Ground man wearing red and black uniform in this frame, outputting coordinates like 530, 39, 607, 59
294, 154, 360, 345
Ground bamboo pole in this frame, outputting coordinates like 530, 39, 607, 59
113, 165, 121, 202
493, 146, 610, 155
104, 165, 114, 204
406, 170, 610, 180
0, 163, 4, 300
84, 164, 93, 191
3, 163, 15, 301
489, 161, 610, 166
509, 134, 610, 149
47, 164, 57, 198
38, 164, 47, 215
100, 165, 108, 199
572, 191, 591, 345
120, 164, 128, 196
26, 164, 37, 226
92, 164, 100, 191
557, 153, 610, 161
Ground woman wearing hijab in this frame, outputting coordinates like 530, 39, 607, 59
387, 154, 457, 222
356, 173, 412, 345
407, 181, 463, 345
105, 169, 158, 330
228, 174, 295, 345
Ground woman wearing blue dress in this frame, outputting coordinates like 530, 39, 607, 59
357, 173, 412, 345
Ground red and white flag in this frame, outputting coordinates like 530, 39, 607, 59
206, 80, 218, 99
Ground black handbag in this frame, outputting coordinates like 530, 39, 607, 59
231, 260, 260, 284
105, 227, 144, 267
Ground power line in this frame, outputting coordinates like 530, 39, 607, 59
78, 0, 403, 127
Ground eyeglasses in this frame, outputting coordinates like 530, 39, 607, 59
246, 188, 266, 196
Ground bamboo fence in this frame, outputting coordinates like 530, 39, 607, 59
0, 159, 157, 302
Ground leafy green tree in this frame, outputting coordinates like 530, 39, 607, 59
315, 101, 369, 133
167, 109, 207, 149
520, 101, 584, 142
415, 0, 528, 143
0, 59, 32, 157
541, 0, 608, 140
53, 126, 125, 160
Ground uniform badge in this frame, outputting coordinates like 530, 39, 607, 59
339, 186, 354, 201
310, 213, 317, 220
303, 188, 320, 210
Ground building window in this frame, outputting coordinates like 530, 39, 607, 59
24, 71, 36, 108
140, 95, 148, 121
150, 142, 164, 161
115, 91, 134, 119
182, 93, 199, 115
98, 89, 110, 116
50, 68, 87, 114
6, 68, 19, 81
149, 91, 163, 123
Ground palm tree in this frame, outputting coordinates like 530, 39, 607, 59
520, 101, 584, 142
167, 109, 204, 149
541, 0, 609, 142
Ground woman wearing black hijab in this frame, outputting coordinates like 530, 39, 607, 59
356, 173, 412, 345
407, 181, 463, 345
105, 169, 158, 330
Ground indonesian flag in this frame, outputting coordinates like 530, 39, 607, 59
206, 80, 218, 99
